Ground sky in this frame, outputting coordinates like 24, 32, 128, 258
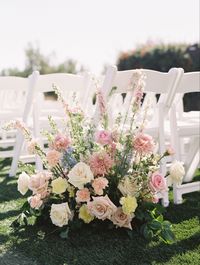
0, 0, 199, 74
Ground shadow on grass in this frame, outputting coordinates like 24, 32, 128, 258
165, 191, 200, 224
0, 157, 11, 172
0, 177, 22, 203
0, 209, 22, 221
1, 223, 200, 265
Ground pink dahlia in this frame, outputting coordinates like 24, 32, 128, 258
89, 152, 113, 176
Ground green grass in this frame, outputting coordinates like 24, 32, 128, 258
0, 158, 200, 265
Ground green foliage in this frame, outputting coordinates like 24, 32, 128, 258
0, 43, 84, 77
135, 202, 175, 244
117, 43, 200, 72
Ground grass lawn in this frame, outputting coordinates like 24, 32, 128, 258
0, 158, 200, 265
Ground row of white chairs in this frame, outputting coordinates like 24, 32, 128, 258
0, 67, 199, 206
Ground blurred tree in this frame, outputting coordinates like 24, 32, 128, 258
117, 43, 200, 72
117, 43, 200, 111
0, 43, 83, 77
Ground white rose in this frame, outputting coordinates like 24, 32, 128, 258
169, 160, 185, 185
50, 203, 72, 227
68, 162, 94, 189
118, 176, 138, 197
17, 172, 30, 195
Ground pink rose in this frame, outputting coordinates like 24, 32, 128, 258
92, 177, 108, 195
95, 130, 112, 145
46, 150, 61, 167
51, 133, 71, 151
87, 195, 117, 220
28, 194, 43, 209
133, 133, 155, 154
111, 207, 133, 230
76, 188, 91, 203
149, 172, 167, 193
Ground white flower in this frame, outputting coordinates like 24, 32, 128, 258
50, 203, 72, 227
68, 162, 94, 189
118, 176, 138, 197
169, 160, 185, 185
17, 172, 30, 195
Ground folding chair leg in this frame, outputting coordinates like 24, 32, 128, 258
173, 184, 183, 204
35, 155, 43, 172
157, 191, 169, 207
9, 133, 24, 177
173, 182, 200, 204
161, 191, 169, 207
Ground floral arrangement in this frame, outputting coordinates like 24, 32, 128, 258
7, 70, 185, 243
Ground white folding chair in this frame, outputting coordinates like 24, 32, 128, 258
169, 71, 200, 204
8, 71, 39, 176
10, 71, 94, 176
96, 65, 183, 206
0, 74, 35, 159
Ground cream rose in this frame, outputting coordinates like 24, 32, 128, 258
50, 203, 72, 227
111, 207, 134, 230
68, 162, 94, 189
17, 172, 30, 195
87, 195, 117, 220
51, 177, 68, 194
28, 172, 49, 198
118, 176, 138, 197
169, 160, 185, 185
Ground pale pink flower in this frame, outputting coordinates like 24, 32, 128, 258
97, 90, 107, 116
28, 172, 50, 198
28, 194, 43, 209
68, 106, 83, 115
51, 133, 71, 151
134, 87, 144, 105
27, 139, 38, 154
111, 207, 133, 230
166, 146, 175, 156
46, 150, 61, 167
133, 133, 155, 154
7, 120, 31, 139
95, 130, 112, 145
76, 188, 91, 203
92, 177, 108, 195
149, 172, 167, 193
152, 195, 159, 204
15, 120, 27, 131
87, 195, 117, 220
109, 142, 117, 158
89, 152, 113, 176
111, 130, 119, 142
